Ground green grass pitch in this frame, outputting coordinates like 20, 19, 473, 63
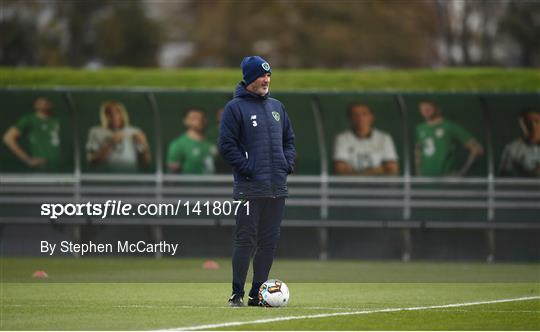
1, 258, 539, 330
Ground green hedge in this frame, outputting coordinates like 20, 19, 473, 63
1, 67, 539, 91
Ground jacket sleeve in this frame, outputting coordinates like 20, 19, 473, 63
218, 104, 251, 176
281, 105, 296, 174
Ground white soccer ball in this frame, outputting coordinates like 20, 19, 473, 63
258, 279, 289, 307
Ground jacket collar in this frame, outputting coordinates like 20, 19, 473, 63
234, 82, 269, 100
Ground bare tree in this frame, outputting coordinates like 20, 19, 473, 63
433, 0, 511, 66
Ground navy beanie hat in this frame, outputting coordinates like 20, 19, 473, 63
241, 56, 271, 86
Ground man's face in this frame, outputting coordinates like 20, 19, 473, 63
419, 102, 438, 121
350, 105, 374, 133
34, 98, 53, 115
247, 73, 271, 96
523, 112, 540, 137
106, 107, 124, 129
185, 111, 206, 132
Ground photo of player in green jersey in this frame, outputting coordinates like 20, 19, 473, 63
415, 101, 484, 176
167, 109, 217, 174
2, 96, 61, 171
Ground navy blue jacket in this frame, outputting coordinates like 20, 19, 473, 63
219, 83, 296, 199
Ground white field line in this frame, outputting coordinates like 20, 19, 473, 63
155, 296, 540, 331
428, 309, 540, 313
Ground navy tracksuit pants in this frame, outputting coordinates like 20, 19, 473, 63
232, 197, 285, 298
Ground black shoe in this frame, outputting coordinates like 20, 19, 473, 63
228, 294, 244, 307
247, 296, 261, 307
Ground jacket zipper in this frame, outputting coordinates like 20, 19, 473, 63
263, 101, 276, 198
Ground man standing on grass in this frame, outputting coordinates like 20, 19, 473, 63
219, 56, 296, 307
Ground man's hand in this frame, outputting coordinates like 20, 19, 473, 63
26, 157, 47, 168
111, 132, 124, 145
334, 160, 355, 175
466, 139, 484, 157
3, 126, 37, 167
457, 139, 484, 176
414, 143, 421, 176
132, 132, 143, 144
132, 131, 151, 165
334, 160, 398, 176
167, 162, 181, 173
